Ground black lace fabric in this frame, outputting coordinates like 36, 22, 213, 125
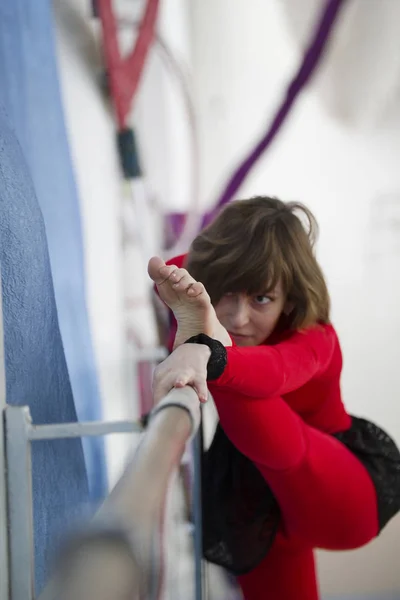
334, 416, 400, 530
201, 424, 280, 575
201, 417, 400, 575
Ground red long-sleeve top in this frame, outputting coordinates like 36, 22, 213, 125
159, 254, 351, 436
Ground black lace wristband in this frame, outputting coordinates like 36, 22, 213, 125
184, 333, 227, 381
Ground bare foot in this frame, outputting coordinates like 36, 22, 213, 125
148, 256, 231, 348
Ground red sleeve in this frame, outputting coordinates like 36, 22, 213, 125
165, 254, 187, 268
209, 325, 338, 399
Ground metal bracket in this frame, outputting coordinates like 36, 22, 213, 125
4, 405, 143, 600
0, 275, 9, 600
5, 406, 35, 600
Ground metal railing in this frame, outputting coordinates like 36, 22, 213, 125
2, 385, 205, 600
53, 387, 203, 600
0, 252, 207, 600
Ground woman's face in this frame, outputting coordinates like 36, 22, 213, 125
215, 282, 289, 346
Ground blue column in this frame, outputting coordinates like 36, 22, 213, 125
0, 0, 107, 502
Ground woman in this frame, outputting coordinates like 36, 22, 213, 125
148, 196, 400, 600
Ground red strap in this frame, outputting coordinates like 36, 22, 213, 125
97, 0, 160, 129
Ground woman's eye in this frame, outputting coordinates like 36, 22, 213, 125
254, 295, 271, 305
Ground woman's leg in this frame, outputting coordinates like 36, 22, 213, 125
212, 389, 379, 550
238, 535, 318, 600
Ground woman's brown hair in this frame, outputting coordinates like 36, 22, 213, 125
187, 196, 330, 330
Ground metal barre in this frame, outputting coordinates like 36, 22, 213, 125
28, 419, 143, 441
37, 385, 202, 600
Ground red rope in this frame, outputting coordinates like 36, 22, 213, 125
97, 0, 160, 130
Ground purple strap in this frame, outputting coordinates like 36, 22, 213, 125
202, 0, 347, 228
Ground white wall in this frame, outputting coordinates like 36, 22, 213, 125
190, 0, 400, 596
53, 0, 132, 483
53, 0, 194, 481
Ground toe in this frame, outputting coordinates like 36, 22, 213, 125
148, 256, 166, 283
160, 265, 179, 281
187, 282, 205, 297
168, 268, 190, 284
173, 273, 195, 291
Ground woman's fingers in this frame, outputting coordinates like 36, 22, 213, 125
152, 345, 210, 406
174, 372, 208, 403
153, 369, 208, 405
191, 376, 208, 403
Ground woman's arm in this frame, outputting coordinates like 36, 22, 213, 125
153, 256, 337, 399
209, 325, 338, 399
151, 326, 338, 410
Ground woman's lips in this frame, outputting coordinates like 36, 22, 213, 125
229, 332, 251, 339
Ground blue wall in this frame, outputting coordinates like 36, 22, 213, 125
0, 0, 108, 591
0, 0, 107, 500
0, 106, 89, 593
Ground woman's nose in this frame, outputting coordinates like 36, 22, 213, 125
230, 298, 250, 328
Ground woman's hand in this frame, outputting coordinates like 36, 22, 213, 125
152, 344, 211, 405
